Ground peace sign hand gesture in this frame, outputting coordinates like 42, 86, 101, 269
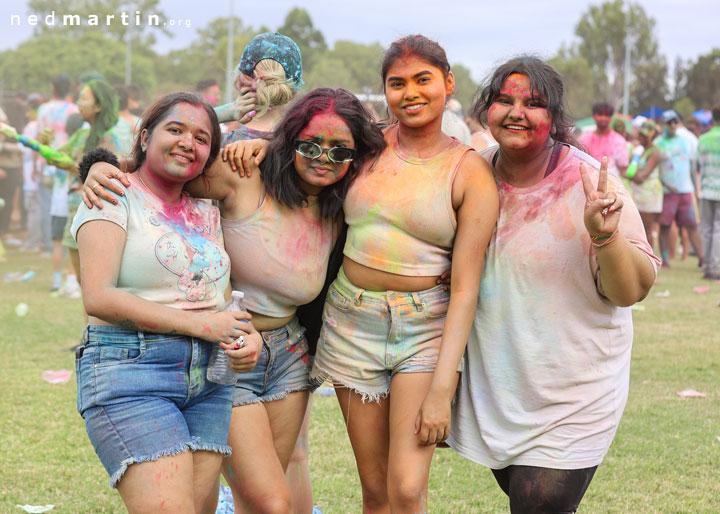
580, 156, 623, 238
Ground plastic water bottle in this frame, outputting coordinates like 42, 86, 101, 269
626, 145, 644, 179
207, 291, 246, 385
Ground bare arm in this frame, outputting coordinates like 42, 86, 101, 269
580, 158, 656, 306
77, 219, 250, 344
183, 153, 250, 203
632, 148, 660, 183
415, 152, 499, 446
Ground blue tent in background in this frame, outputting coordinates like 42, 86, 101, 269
693, 110, 712, 124
639, 105, 664, 119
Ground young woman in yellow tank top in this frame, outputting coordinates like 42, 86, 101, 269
313, 34, 499, 514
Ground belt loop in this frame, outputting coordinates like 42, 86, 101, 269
353, 288, 363, 307
82, 325, 90, 344
137, 330, 146, 351
411, 292, 424, 312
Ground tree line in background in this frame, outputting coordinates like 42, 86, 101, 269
1, 0, 718, 120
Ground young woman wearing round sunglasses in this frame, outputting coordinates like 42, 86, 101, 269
80, 87, 385, 513
224, 34, 499, 513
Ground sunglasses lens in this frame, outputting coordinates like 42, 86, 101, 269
328, 148, 354, 162
296, 141, 321, 159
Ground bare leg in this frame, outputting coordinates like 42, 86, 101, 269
387, 372, 459, 513
639, 212, 658, 251
223, 391, 309, 514
686, 226, 705, 266
335, 386, 391, 514
659, 224, 671, 267
193, 450, 226, 514
52, 239, 64, 284
668, 222, 678, 261
287, 394, 314, 514
116, 452, 195, 514
681, 226, 690, 260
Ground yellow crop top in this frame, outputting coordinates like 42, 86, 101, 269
343, 125, 473, 276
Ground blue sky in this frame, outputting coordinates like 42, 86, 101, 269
1, 0, 717, 82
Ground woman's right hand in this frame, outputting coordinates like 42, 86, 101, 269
196, 310, 253, 345
81, 162, 131, 209
221, 138, 270, 176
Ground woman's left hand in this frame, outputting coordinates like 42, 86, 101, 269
414, 388, 452, 446
580, 156, 623, 237
220, 323, 263, 373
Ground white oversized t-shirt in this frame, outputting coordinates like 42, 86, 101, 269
448, 145, 660, 469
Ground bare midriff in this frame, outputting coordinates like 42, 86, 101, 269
247, 310, 295, 332
89, 311, 294, 333
343, 257, 440, 293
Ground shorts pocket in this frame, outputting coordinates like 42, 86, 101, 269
75, 355, 85, 414
422, 295, 450, 319
93, 345, 144, 368
325, 285, 352, 312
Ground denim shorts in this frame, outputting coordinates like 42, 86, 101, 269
76, 325, 234, 488
310, 267, 457, 403
232, 317, 312, 407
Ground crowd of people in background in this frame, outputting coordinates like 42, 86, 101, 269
3, 75, 718, 280
0, 30, 717, 514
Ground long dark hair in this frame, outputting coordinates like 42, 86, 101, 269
131, 92, 221, 172
261, 87, 386, 219
84, 80, 118, 153
472, 55, 578, 147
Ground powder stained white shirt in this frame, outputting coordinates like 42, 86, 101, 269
448, 146, 660, 470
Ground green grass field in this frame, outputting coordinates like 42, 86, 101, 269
1, 246, 718, 513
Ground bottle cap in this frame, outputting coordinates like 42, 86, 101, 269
231, 291, 245, 301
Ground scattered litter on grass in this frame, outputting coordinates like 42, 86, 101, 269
316, 386, 335, 397
41, 370, 72, 384
654, 289, 670, 297
16, 506, 54, 513
631, 304, 645, 311
693, 285, 710, 294
15, 303, 28, 317
4, 271, 36, 282
717, 436, 720, 444
677, 389, 706, 398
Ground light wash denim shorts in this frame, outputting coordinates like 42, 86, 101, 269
232, 317, 312, 406
310, 267, 456, 403
76, 325, 233, 488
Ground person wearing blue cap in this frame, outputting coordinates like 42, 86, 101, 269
655, 109, 704, 268
215, 31, 304, 143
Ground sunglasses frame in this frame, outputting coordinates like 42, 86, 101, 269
294, 140, 356, 164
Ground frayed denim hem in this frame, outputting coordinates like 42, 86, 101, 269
310, 368, 389, 404
232, 384, 312, 407
107, 439, 233, 489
